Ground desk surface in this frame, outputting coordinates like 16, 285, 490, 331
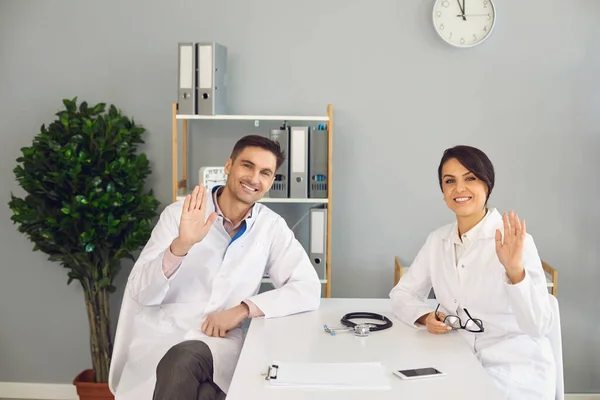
227, 298, 503, 400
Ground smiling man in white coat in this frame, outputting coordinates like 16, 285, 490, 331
108, 135, 321, 400
390, 145, 556, 400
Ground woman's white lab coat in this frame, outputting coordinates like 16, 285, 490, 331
390, 208, 556, 400
108, 191, 321, 399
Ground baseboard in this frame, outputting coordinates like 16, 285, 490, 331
567, 396, 600, 400
0, 382, 77, 400
0, 382, 597, 400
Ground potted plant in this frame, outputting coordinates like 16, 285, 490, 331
8, 98, 160, 399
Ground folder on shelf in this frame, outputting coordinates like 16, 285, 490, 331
177, 43, 196, 115
268, 127, 290, 198
309, 206, 327, 276
309, 124, 328, 198
195, 42, 227, 115
289, 126, 309, 198
264, 361, 391, 390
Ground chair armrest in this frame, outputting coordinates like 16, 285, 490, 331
394, 256, 404, 286
541, 260, 558, 296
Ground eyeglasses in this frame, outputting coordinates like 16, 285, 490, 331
435, 304, 484, 333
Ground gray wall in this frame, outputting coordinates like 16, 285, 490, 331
1, 0, 598, 393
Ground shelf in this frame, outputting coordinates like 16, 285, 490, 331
262, 278, 328, 284
172, 103, 333, 298
176, 195, 328, 204
176, 114, 329, 122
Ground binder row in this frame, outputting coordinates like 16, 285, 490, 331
177, 42, 227, 115
268, 124, 329, 200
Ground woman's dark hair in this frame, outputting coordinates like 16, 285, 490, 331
230, 135, 286, 171
437, 145, 495, 203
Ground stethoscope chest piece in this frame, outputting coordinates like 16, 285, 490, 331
353, 323, 372, 337
323, 323, 373, 337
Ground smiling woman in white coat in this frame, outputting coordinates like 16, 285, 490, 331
108, 135, 321, 400
389, 145, 556, 400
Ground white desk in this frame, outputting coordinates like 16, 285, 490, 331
227, 298, 503, 400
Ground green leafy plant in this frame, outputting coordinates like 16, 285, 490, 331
8, 97, 160, 383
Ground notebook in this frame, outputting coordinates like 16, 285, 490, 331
264, 361, 391, 390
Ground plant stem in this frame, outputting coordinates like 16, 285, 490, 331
82, 279, 113, 383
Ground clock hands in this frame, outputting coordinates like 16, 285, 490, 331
456, 0, 466, 20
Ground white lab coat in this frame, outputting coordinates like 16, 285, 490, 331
108, 190, 321, 399
390, 208, 556, 400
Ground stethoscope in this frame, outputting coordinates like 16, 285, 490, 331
323, 312, 393, 337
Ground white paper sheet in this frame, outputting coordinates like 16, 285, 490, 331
265, 361, 391, 390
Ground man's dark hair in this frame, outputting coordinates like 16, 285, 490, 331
437, 145, 495, 203
230, 135, 286, 171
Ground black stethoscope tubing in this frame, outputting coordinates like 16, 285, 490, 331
340, 312, 393, 332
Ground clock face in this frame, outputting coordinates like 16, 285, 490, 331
432, 0, 496, 48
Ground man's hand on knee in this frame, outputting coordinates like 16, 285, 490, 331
201, 303, 250, 337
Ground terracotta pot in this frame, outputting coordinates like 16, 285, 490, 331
73, 369, 114, 400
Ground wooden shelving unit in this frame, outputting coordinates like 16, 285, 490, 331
171, 103, 333, 297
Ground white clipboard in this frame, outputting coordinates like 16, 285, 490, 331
264, 361, 391, 390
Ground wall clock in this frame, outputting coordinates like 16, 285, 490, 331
432, 0, 496, 48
